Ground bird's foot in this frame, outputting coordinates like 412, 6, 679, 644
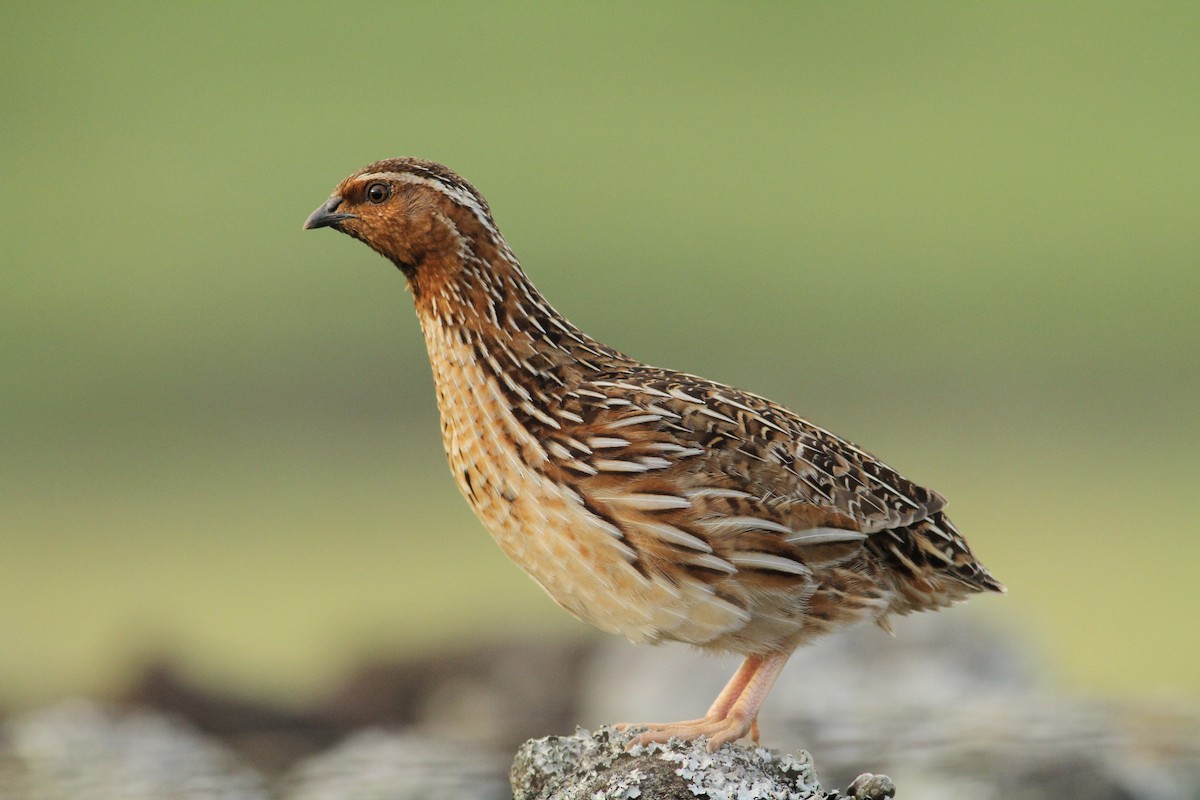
616, 711, 757, 753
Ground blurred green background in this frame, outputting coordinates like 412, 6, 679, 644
2, 3, 1196, 711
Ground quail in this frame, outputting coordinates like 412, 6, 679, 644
303, 158, 1004, 751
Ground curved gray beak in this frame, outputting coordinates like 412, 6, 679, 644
303, 196, 356, 230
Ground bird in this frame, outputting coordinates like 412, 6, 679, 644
302, 157, 1004, 752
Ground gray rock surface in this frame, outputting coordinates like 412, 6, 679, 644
511, 726, 834, 800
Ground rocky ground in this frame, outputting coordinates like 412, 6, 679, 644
2, 615, 1197, 799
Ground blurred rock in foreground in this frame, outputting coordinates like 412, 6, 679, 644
280, 728, 509, 800
1, 615, 1198, 798
124, 637, 594, 774
0, 701, 507, 800
0, 699, 270, 800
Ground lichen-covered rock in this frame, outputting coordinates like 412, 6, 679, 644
511, 726, 848, 800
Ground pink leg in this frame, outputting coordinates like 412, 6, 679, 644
616, 655, 762, 733
702, 654, 764, 719
618, 651, 791, 752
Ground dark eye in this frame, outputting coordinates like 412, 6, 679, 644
366, 182, 391, 204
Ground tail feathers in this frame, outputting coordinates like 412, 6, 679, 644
869, 511, 1005, 614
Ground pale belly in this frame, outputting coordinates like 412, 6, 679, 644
423, 326, 750, 646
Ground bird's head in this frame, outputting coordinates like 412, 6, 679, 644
303, 158, 503, 278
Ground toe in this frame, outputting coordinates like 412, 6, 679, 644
625, 712, 755, 752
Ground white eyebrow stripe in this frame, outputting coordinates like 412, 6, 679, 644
357, 171, 502, 241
